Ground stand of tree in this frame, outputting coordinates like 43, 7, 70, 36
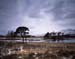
44, 32, 75, 41
6, 26, 29, 43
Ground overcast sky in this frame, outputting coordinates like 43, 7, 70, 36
0, 0, 75, 35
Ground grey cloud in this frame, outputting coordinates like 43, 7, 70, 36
52, 0, 75, 19
0, 0, 75, 35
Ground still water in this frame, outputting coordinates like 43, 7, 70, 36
0, 38, 75, 43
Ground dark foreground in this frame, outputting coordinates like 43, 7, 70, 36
0, 41, 75, 59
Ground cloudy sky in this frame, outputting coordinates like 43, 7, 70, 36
0, 0, 75, 35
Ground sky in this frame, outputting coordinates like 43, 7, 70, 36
0, 0, 75, 35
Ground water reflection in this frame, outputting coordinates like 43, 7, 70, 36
0, 38, 75, 43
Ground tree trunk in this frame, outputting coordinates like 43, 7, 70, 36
21, 33, 24, 44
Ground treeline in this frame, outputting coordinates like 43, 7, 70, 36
44, 32, 75, 40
